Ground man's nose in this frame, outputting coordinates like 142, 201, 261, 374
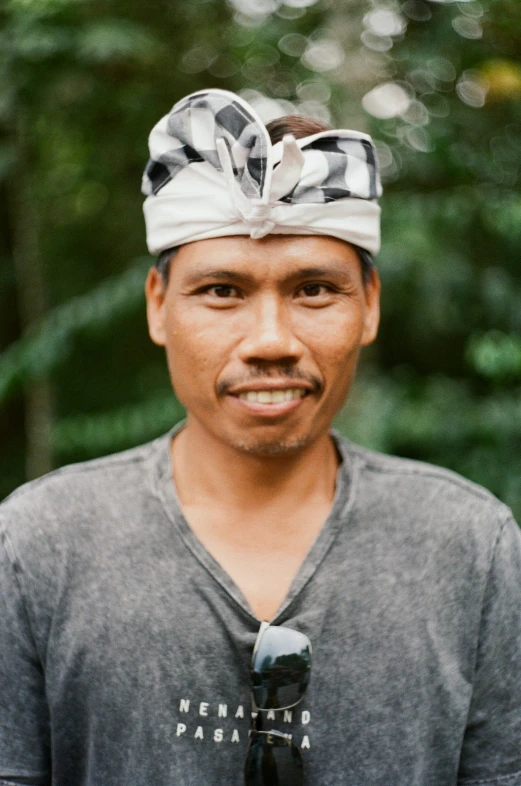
237, 295, 304, 365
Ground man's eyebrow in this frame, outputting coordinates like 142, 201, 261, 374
289, 265, 354, 279
182, 269, 256, 286
182, 262, 355, 286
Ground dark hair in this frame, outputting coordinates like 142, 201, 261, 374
265, 114, 330, 144
155, 115, 375, 286
156, 247, 178, 281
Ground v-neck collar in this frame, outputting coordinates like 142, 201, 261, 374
150, 423, 358, 624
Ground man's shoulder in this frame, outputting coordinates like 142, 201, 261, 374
347, 438, 499, 502
2, 437, 158, 506
0, 434, 167, 551
335, 432, 514, 540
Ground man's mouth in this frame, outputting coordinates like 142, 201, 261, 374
236, 389, 308, 404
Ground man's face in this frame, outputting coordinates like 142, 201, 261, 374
146, 234, 380, 456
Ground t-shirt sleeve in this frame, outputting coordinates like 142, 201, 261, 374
457, 513, 521, 785
0, 531, 51, 786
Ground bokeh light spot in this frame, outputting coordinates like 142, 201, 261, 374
402, 0, 432, 21
452, 15, 483, 39
207, 54, 241, 78
276, 5, 306, 18
402, 99, 430, 126
374, 140, 401, 181
479, 59, 521, 101
456, 71, 488, 107
296, 79, 331, 103
230, 0, 279, 16
282, 0, 318, 7
361, 31, 394, 52
422, 92, 450, 118
427, 57, 456, 83
278, 33, 309, 57
407, 68, 437, 92
363, 8, 407, 37
403, 126, 434, 152
302, 40, 345, 72
179, 44, 216, 74
363, 82, 412, 119
296, 100, 331, 124
238, 89, 295, 122
457, 0, 484, 15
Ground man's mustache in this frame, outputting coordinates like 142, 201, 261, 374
217, 366, 323, 397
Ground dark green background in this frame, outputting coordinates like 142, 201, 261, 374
1, 0, 520, 520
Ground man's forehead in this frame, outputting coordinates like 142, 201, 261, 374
173, 234, 361, 281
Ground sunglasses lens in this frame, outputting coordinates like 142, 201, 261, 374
245, 732, 304, 786
251, 627, 311, 711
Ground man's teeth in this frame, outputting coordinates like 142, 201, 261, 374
238, 389, 307, 403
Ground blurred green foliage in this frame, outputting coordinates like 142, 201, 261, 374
1, 0, 520, 519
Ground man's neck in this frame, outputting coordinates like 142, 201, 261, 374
169, 418, 341, 620
170, 418, 339, 516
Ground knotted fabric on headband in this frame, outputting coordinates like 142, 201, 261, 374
142, 88, 382, 256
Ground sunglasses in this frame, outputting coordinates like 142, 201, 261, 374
244, 622, 312, 786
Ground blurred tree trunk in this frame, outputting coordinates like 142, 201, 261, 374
8, 111, 54, 480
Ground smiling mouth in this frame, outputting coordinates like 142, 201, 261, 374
236, 389, 308, 404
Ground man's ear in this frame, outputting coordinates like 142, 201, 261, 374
360, 267, 381, 347
145, 267, 168, 347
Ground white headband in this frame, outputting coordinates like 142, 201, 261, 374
142, 88, 382, 256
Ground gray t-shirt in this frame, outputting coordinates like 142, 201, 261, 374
1, 429, 520, 786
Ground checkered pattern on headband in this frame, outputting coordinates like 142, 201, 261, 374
280, 136, 379, 203
142, 89, 380, 204
142, 91, 269, 199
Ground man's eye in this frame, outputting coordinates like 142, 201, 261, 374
299, 283, 330, 297
207, 285, 239, 298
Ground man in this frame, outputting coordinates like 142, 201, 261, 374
0, 89, 520, 786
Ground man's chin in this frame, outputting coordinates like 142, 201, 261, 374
226, 433, 313, 457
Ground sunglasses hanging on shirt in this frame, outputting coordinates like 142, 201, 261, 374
244, 622, 312, 786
